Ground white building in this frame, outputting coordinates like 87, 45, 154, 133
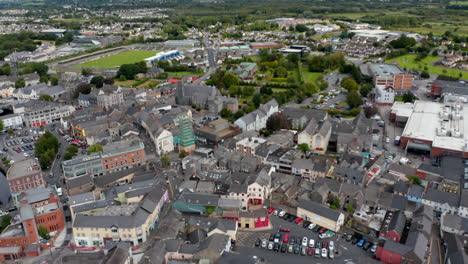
153, 129, 174, 155
297, 119, 332, 154
422, 189, 460, 215
234, 99, 278, 132
375, 85, 395, 104
13, 101, 75, 127
236, 137, 266, 155
308, 24, 340, 33
0, 113, 23, 129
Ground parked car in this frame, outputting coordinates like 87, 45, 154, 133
273, 209, 279, 216
301, 246, 307, 256
329, 249, 335, 259
294, 217, 303, 224
319, 228, 327, 234
346, 234, 353, 241
363, 242, 372, 251
302, 221, 311, 228
283, 234, 290, 243
308, 223, 316, 230
370, 244, 378, 253
329, 241, 334, 251
279, 227, 291, 232
313, 225, 321, 232
322, 241, 328, 249
309, 239, 315, 248
267, 207, 275, 214
255, 239, 261, 247
268, 241, 274, 250
289, 236, 295, 245
352, 237, 359, 244
307, 247, 314, 256
288, 215, 297, 222
314, 248, 320, 257
274, 233, 282, 243
288, 244, 294, 253
357, 239, 366, 247
316, 241, 321, 248
269, 233, 275, 241
301, 237, 308, 247
274, 242, 280, 252
278, 210, 286, 217
283, 213, 291, 220
281, 243, 287, 253
321, 248, 328, 258
261, 240, 267, 248
293, 244, 300, 254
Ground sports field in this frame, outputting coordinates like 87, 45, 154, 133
385, 54, 468, 80
74, 50, 158, 69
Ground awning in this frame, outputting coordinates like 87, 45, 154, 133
407, 141, 431, 151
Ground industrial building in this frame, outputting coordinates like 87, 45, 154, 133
368, 63, 414, 90
393, 100, 468, 158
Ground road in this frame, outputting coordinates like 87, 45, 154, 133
194, 32, 216, 84
45, 125, 68, 189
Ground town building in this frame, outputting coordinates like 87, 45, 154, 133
297, 119, 332, 154
62, 139, 145, 179
397, 100, 468, 158
236, 137, 267, 155
195, 119, 242, 147
7, 159, 45, 204
73, 185, 168, 247
367, 64, 414, 90
178, 114, 196, 153
234, 99, 278, 132
229, 62, 257, 81
375, 85, 395, 104
13, 101, 75, 128
296, 199, 345, 232
78, 85, 124, 109
430, 80, 468, 98
0, 113, 22, 130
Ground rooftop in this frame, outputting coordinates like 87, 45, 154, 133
369, 63, 404, 79
7, 158, 41, 180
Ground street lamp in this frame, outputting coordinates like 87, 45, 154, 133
46, 242, 53, 262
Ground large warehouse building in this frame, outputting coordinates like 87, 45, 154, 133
395, 100, 468, 158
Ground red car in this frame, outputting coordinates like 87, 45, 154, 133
283, 234, 290, 243
294, 217, 303, 224
267, 207, 275, 214
279, 228, 291, 232
307, 247, 314, 256
319, 228, 327, 234
322, 241, 328, 248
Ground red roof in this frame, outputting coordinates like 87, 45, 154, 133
168, 79, 181, 83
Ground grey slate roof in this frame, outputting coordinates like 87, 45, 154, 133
408, 184, 424, 199
424, 189, 460, 207
394, 181, 410, 194
298, 199, 342, 221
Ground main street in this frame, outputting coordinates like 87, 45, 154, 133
194, 32, 217, 84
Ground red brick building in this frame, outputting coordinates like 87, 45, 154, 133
7, 159, 45, 194
0, 188, 64, 261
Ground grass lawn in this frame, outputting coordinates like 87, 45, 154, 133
114, 80, 136, 87
449, 1, 468, 5
166, 71, 200, 76
303, 71, 322, 84
74, 50, 158, 69
385, 54, 468, 80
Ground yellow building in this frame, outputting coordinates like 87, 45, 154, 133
296, 199, 344, 232
72, 185, 168, 247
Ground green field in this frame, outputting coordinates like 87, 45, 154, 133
303, 71, 322, 84
74, 50, 157, 69
385, 54, 468, 80
449, 1, 468, 5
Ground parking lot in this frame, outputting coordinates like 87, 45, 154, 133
0, 128, 44, 163
235, 210, 380, 264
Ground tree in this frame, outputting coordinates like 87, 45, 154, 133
347, 91, 363, 108
359, 83, 372, 97
117, 61, 147, 80
0, 64, 11, 76
90, 76, 105, 88
76, 83, 91, 95
363, 106, 378, 118
221, 72, 240, 89
0, 119, 3, 132
274, 66, 288, 78
295, 24, 308, 32
179, 150, 187, 158
432, 50, 438, 57
50, 75, 58, 86
15, 78, 25, 88
330, 197, 340, 209
87, 144, 103, 154
252, 94, 263, 107
297, 143, 311, 153
103, 78, 114, 85
403, 93, 416, 103
347, 204, 354, 213
35, 131, 59, 169
161, 156, 170, 167
39, 94, 53, 102
38, 225, 50, 240
341, 78, 358, 92
220, 108, 233, 119
81, 68, 91, 76
407, 175, 422, 185
266, 112, 291, 131
420, 71, 430, 79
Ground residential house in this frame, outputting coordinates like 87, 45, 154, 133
379, 210, 406, 243
422, 188, 460, 215
281, 107, 327, 130
297, 119, 332, 154
441, 214, 468, 235
0, 114, 22, 130
79, 84, 124, 109
234, 99, 278, 132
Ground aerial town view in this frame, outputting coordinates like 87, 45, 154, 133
0, 0, 466, 263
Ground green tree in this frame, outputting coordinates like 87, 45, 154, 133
403, 93, 416, 103
205, 205, 216, 215
330, 197, 340, 210
347, 91, 363, 108
81, 68, 91, 77
266, 112, 291, 131
179, 150, 187, 159
221, 72, 240, 89
87, 144, 103, 154
15, 78, 25, 88
38, 225, 50, 240
274, 66, 288, 78
39, 94, 53, 102
50, 75, 58, 86
220, 108, 233, 119
0, 119, 3, 132
161, 156, 170, 167
90, 76, 105, 88
0, 64, 11, 76
420, 71, 430, 79
347, 204, 354, 213
297, 143, 311, 153
341, 78, 358, 92
432, 50, 438, 57
295, 24, 308, 32
407, 175, 422, 186
35, 131, 59, 169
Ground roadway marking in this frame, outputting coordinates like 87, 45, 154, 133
341, 245, 348, 250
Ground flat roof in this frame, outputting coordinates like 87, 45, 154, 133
7, 158, 41, 180
402, 101, 468, 152
391, 102, 414, 118
369, 63, 404, 79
